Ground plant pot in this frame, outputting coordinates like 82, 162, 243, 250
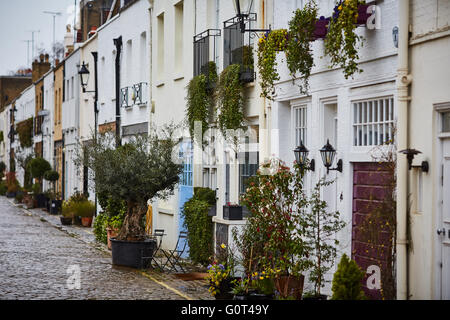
35, 194, 46, 208
81, 217, 93, 227
313, 18, 329, 40
107, 227, 119, 250
60, 217, 73, 225
248, 292, 274, 300
73, 216, 82, 226
208, 205, 217, 217
239, 69, 255, 83
356, 4, 371, 25
212, 277, 236, 300
50, 200, 62, 215
274, 275, 305, 300
23, 195, 34, 209
6, 192, 16, 198
223, 205, 243, 220
302, 294, 328, 301
110, 237, 157, 269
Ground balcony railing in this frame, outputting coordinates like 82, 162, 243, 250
193, 29, 221, 81
121, 82, 148, 108
223, 14, 256, 83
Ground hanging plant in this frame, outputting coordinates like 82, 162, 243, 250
16, 118, 33, 149
257, 29, 288, 100
324, 0, 365, 79
216, 64, 246, 147
185, 61, 217, 146
285, 0, 318, 95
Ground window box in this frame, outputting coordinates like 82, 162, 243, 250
208, 204, 217, 217
313, 17, 330, 40
223, 205, 243, 220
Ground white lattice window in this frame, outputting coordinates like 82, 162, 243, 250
353, 97, 394, 146
294, 105, 307, 147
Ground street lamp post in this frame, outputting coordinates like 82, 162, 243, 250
78, 51, 99, 216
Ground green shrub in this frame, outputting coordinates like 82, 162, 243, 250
182, 196, 214, 266
44, 170, 59, 182
0, 182, 7, 195
331, 254, 366, 300
93, 213, 108, 244
28, 157, 51, 180
193, 187, 216, 205
72, 200, 95, 218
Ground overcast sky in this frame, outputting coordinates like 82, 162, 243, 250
0, 0, 78, 75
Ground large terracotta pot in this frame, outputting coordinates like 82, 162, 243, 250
106, 227, 119, 250
81, 217, 93, 227
274, 275, 305, 300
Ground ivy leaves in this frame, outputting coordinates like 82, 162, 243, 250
324, 0, 364, 79
285, 0, 318, 95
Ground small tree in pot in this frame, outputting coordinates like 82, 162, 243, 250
77, 125, 182, 268
28, 157, 51, 207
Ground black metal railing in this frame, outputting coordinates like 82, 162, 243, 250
223, 14, 256, 83
193, 29, 221, 78
131, 82, 147, 106
120, 87, 130, 108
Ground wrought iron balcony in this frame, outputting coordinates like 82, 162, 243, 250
223, 14, 256, 83
193, 29, 221, 82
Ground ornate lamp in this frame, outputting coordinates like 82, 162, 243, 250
293, 141, 315, 171
320, 139, 342, 174
78, 61, 90, 92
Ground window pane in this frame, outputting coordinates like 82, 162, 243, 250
443, 112, 450, 132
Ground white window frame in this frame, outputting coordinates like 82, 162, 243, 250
352, 96, 395, 147
292, 104, 308, 148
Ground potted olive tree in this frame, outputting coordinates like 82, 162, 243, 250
77, 126, 182, 269
28, 157, 51, 208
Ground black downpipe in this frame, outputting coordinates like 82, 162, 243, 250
113, 36, 122, 147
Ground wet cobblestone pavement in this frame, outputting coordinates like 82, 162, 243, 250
0, 196, 212, 300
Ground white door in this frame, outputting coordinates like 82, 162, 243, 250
439, 138, 450, 299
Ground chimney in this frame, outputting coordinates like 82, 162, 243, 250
32, 54, 51, 82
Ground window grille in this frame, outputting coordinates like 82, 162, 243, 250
353, 97, 394, 146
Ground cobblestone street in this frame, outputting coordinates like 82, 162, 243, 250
0, 197, 212, 300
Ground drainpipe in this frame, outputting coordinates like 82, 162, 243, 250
113, 36, 122, 147
148, 0, 153, 131
396, 0, 412, 301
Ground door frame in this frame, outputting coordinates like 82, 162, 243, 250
434, 102, 450, 299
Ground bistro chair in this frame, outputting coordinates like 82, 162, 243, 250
149, 229, 165, 270
161, 231, 188, 273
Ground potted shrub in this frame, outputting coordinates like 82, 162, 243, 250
74, 200, 95, 227
331, 254, 366, 300
207, 243, 237, 300
231, 278, 250, 300
302, 178, 346, 300
28, 157, 51, 207
77, 126, 183, 269
44, 170, 61, 214
61, 201, 74, 225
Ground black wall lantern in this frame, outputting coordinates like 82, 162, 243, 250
233, 0, 270, 34
320, 139, 343, 174
78, 62, 90, 92
294, 141, 315, 171
399, 148, 429, 173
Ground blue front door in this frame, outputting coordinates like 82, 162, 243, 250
178, 140, 193, 258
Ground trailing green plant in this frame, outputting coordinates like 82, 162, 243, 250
257, 29, 287, 99
285, 1, 318, 94
16, 118, 33, 148
331, 253, 366, 300
324, 0, 365, 79
216, 64, 246, 149
186, 62, 217, 145
181, 188, 215, 266
304, 177, 346, 297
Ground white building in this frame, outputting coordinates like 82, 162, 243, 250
62, 48, 81, 200
42, 69, 55, 192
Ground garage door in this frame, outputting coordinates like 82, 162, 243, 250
352, 162, 395, 300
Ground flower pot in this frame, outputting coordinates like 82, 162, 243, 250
208, 205, 217, 217
23, 194, 34, 209
107, 227, 119, 250
313, 18, 329, 40
274, 275, 305, 300
239, 69, 255, 83
302, 294, 328, 301
110, 237, 157, 269
81, 217, 93, 227
6, 192, 16, 198
248, 292, 274, 300
73, 216, 82, 226
223, 205, 243, 220
35, 194, 46, 208
60, 217, 73, 225
50, 200, 62, 215
356, 4, 371, 25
